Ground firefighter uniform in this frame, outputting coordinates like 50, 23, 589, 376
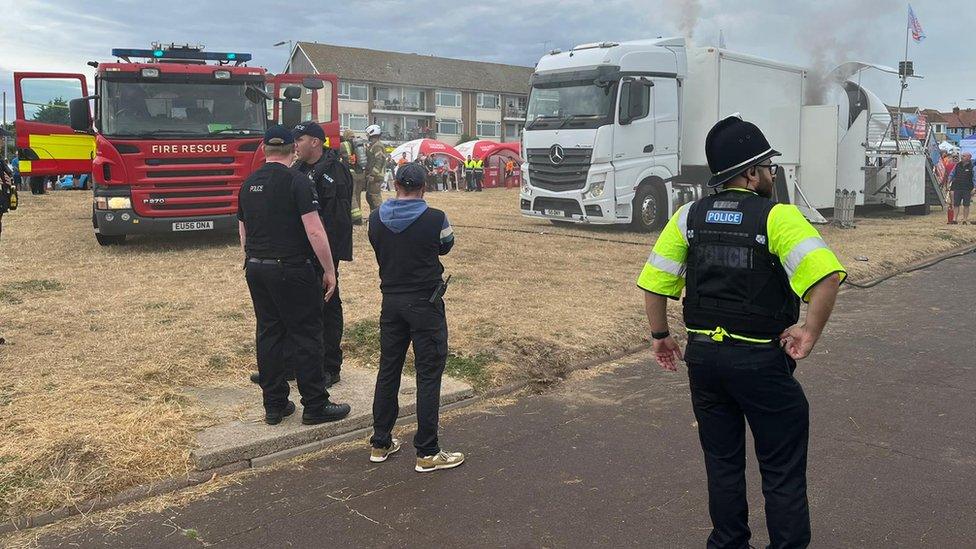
360, 138, 386, 216
339, 131, 365, 224
637, 117, 846, 548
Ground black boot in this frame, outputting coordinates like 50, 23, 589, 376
302, 402, 351, 425
265, 401, 296, 425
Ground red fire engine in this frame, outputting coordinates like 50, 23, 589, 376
14, 43, 338, 245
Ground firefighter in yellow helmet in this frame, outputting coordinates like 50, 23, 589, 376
637, 116, 846, 547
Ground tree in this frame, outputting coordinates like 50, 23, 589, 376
32, 97, 70, 126
458, 133, 474, 144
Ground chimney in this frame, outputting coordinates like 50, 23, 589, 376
953, 106, 961, 114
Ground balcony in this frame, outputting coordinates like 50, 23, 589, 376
503, 108, 527, 121
371, 99, 434, 116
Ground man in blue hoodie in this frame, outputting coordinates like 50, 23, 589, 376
367, 162, 464, 472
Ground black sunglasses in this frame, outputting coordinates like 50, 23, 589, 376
755, 163, 779, 176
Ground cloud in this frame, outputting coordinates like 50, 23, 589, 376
1, 0, 971, 123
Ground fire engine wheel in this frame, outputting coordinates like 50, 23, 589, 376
632, 183, 667, 232
95, 232, 126, 246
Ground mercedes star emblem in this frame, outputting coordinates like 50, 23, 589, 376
548, 144, 565, 165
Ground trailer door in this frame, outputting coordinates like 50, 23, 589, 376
267, 73, 340, 149
13, 72, 94, 177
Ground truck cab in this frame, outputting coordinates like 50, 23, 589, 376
14, 44, 338, 245
520, 38, 687, 231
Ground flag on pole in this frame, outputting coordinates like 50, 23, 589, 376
908, 4, 926, 42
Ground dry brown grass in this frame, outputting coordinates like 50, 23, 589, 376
0, 188, 972, 524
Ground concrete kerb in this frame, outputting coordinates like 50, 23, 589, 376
4, 242, 974, 538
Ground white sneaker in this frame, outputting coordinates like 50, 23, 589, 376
415, 450, 465, 473
369, 438, 401, 463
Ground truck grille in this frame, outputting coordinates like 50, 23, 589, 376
526, 148, 592, 191
145, 157, 235, 166
146, 169, 235, 178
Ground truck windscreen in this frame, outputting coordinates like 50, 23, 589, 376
100, 80, 266, 138
525, 80, 617, 130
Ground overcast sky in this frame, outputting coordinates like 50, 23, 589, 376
2, 0, 974, 122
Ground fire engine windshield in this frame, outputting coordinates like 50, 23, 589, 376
100, 80, 266, 138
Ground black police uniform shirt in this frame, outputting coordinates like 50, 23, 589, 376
237, 162, 320, 259
294, 148, 354, 262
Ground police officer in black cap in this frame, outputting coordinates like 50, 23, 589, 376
367, 163, 464, 472
238, 124, 351, 425
637, 116, 847, 547
292, 121, 354, 388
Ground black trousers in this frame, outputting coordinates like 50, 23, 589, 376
322, 263, 343, 376
475, 173, 483, 191
684, 341, 811, 549
370, 291, 448, 456
245, 261, 329, 412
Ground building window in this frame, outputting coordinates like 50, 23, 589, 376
504, 123, 520, 139
340, 113, 368, 132
437, 119, 462, 135
505, 96, 527, 110
477, 120, 500, 137
338, 82, 368, 101
477, 93, 500, 109
436, 90, 462, 108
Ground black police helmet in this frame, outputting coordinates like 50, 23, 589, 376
395, 163, 427, 189
705, 116, 780, 188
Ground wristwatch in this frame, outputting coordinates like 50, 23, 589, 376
651, 330, 670, 340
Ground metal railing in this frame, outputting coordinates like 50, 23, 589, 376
372, 99, 428, 112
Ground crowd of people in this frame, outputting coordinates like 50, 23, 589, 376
382, 152, 485, 193
935, 149, 976, 224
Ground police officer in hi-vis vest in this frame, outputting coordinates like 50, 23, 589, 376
637, 116, 846, 548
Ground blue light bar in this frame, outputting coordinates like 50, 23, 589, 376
111, 48, 252, 63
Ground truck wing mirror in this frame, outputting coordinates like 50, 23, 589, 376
245, 85, 272, 103
69, 97, 93, 132
302, 77, 324, 90
281, 100, 302, 128
619, 81, 634, 125
620, 80, 652, 125
282, 85, 302, 100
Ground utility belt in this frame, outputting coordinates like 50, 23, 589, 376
686, 326, 780, 348
247, 256, 312, 266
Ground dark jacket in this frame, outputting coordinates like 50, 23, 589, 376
295, 148, 354, 262
368, 199, 454, 294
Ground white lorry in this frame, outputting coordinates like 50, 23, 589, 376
519, 37, 929, 230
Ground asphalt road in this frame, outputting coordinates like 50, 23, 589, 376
33, 253, 976, 548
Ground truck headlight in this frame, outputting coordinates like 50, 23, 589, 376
521, 179, 531, 195
108, 197, 132, 209
586, 181, 605, 199
96, 197, 132, 210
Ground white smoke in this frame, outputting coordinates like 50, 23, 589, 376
798, 0, 899, 104
663, 0, 702, 42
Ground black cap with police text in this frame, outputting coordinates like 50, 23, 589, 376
705, 116, 780, 188
292, 122, 326, 141
395, 163, 427, 188
263, 124, 295, 146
